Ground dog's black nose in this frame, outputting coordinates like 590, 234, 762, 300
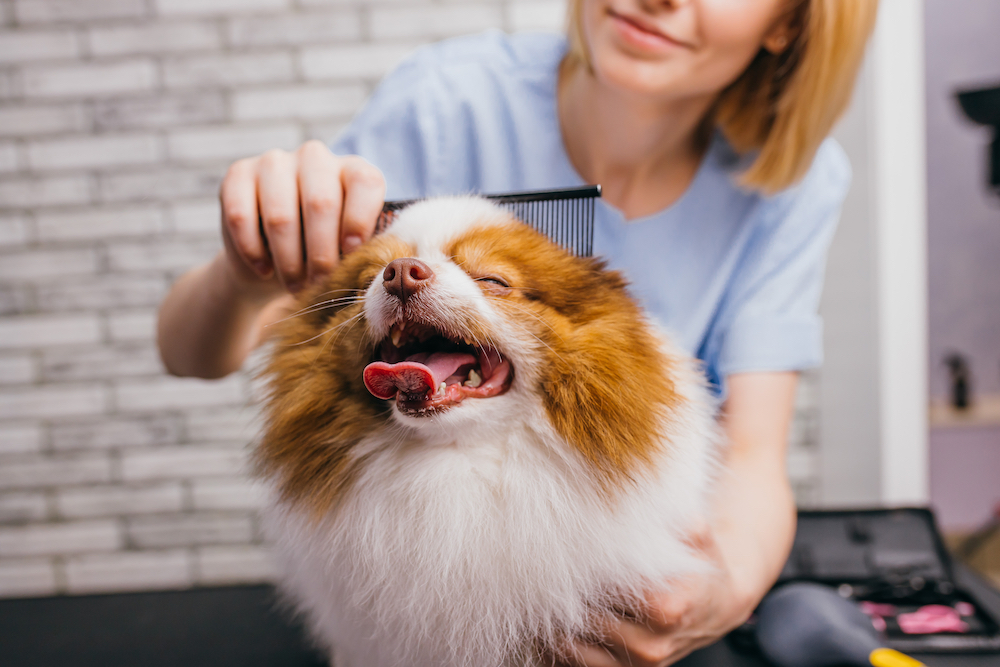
383, 258, 433, 304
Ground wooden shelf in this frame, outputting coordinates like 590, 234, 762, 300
930, 393, 1000, 429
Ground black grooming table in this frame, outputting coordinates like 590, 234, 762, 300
0, 585, 326, 667
0, 568, 997, 666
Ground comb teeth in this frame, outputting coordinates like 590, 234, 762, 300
375, 185, 601, 258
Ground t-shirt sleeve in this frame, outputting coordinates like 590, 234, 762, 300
714, 139, 851, 379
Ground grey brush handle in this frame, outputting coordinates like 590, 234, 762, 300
756, 582, 881, 667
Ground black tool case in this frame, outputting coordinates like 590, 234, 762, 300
760, 508, 1000, 653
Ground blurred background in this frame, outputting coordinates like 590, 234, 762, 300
0, 0, 995, 601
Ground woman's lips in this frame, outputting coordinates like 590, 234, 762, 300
607, 10, 690, 54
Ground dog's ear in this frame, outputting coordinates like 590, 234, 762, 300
445, 222, 683, 485
256, 295, 384, 518
539, 270, 683, 487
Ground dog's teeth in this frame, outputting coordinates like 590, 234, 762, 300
463, 337, 473, 346
435, 382, 446, 397
464, 369, 482, 388
391, 328, 403, 347
398, 321, 406, 332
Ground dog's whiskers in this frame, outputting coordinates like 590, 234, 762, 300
269, 297, 365, 326
286, 311, 364, 347
317, 311, 364, 358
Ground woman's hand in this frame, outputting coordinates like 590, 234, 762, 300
218, 140, 386, 298
158, 141, 386, 378
555, 529, 755, 667
554, 372, 800, 667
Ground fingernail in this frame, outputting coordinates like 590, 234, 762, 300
342, 235, 363, 254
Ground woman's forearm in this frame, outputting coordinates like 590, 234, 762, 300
157, 251, 281, 379
714, 371, 800, 609
713, 443, 797, 609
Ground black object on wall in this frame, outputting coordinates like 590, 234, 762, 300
956, 84, 1000, 196
944, 353, 972, 410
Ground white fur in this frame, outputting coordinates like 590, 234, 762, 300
261, 197, 721, 667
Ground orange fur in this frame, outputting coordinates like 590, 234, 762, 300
258, 215, 684, 516
448, 223, 682, 479
255, 236, 412, 517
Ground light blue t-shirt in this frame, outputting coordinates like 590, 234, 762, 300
332, 31, 850, 396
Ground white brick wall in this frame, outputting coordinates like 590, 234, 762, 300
65, 549, 192, 594
21, 59, 159, 98
0, 424, 44, 455
13, 0, 148, 24
167, 123, 303, 161
57, 483, 185, 518
0, 29, 78, 64
0, 0, 821, 600
26, 133, 163, 171
0, 314, 102, 349
87, 21, 222, 56
0, 104, 87, 137
0, 558, 58, 597
0, 520, 121, 557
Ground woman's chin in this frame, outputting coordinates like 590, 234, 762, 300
589, 50, 689, 99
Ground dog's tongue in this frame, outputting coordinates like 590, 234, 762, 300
363, 352, 477, 400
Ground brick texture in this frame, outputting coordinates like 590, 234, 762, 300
0, 0, 821, 600
65, 550, 192, 594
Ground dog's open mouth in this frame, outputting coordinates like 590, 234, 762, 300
363, 321, 513, 417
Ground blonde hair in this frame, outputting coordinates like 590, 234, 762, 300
565, 0, 879, 193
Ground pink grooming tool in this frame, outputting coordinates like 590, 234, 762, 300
954, 601, 975, 617
897, 605, 969, 634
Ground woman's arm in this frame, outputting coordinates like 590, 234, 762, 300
157, 251, 294, 378
157, 141, 386, 379
713, 371, 799, 608
560, 371, 799, 667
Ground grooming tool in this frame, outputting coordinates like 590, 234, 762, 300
755, 582, 926, 667
897, 605, 969, 635
376, 185, 602, 258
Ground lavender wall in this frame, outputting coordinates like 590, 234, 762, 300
926, 0, 1000, 398
925, 0, 1000, 531
930, 428, 1000, 530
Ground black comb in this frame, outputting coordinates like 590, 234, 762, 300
375, 185, 602, 258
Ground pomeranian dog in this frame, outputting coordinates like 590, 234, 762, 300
256, 197, 720, 667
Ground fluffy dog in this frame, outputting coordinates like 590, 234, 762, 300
256, 197, 720, 667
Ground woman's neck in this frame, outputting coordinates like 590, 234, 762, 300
558, 59, 715, 220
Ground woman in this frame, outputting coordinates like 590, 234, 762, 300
158, 1, 878, 664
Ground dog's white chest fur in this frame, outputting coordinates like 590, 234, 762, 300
264, 364, 718, 667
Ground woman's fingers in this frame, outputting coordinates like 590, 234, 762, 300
220, 157, 270, 278
257, 149, 305, 292
595, 617, 674, 667
339, 156, 386, 253
219, 142, 385, 296
558, 640, 622, 667
642, 587, 693, 632
298, 141, 343, 286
